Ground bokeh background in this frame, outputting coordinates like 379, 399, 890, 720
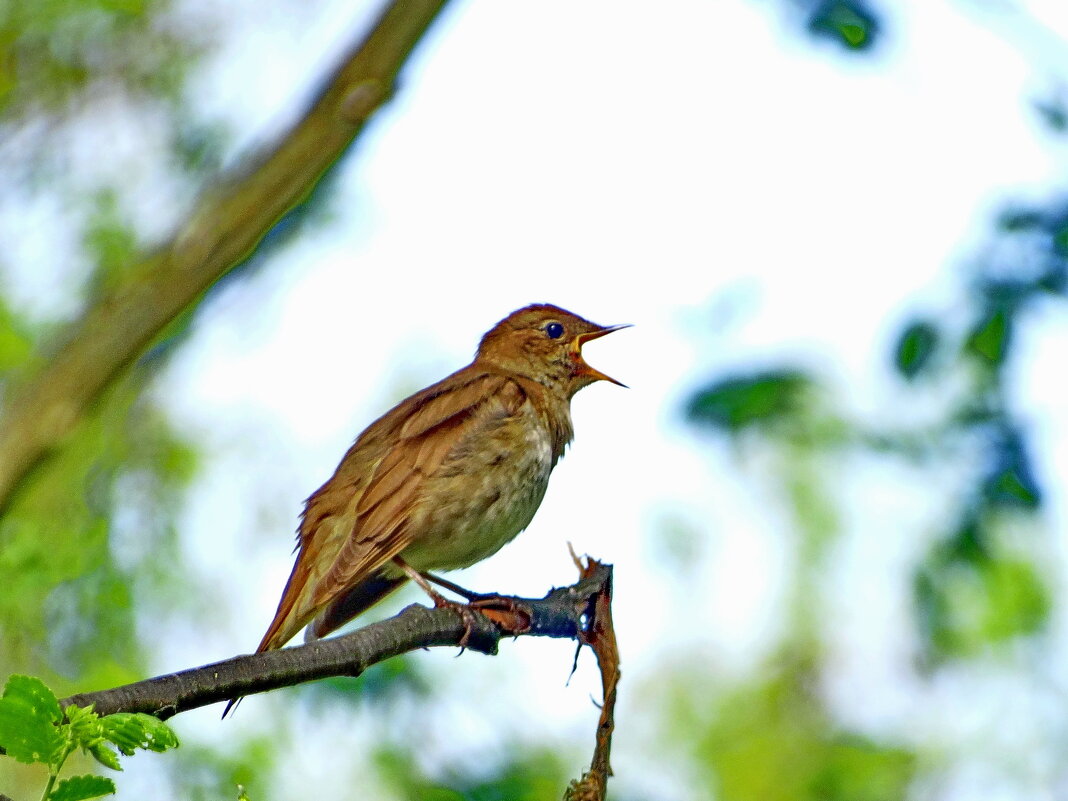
2, 0, 1068, 798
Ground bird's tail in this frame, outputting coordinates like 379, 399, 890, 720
305, 573, 407, 641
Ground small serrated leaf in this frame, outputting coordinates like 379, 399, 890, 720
99, 714, 144, 755
0, 675, 63, 765
101, 712, 179, 755
48, 773, 116, 801
134, 713, 179, 752
88, 741, 123, 771
65, 705, 105, 750
3, 675, 62, 721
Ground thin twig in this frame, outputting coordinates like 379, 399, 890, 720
564, 556, 620, 801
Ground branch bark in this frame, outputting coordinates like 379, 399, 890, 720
60, 564, 614, 720
564, 556, 619, 801
0, 0, 450, 512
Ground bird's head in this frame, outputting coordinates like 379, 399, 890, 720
476, 304, 629, 397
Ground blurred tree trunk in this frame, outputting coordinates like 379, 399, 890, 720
0, 0, 449, 514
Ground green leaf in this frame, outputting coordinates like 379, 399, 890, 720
965, 307, 1011, 366
1052, 226, 1068, 256
100, 712, 179, 754
66, 704, 105, 749
88, 741, 123, 771
893, 320, 939, 379
48, 774, 116, 801
807, 0, 879, 51
0, 674, 63, 765
687, 370, 811, 432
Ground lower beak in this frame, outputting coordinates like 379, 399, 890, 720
572, 324, 631, 387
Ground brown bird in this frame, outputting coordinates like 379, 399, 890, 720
252, 303, 627, 656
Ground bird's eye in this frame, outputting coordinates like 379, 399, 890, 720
545, 322, 565, 339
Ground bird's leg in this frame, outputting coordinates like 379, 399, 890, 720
421, 571, 489, 602
392, 557, 482, 647
392, 557, 450, 604
422, 571, 519, 613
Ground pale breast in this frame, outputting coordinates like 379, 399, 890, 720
399, 399, 557, 573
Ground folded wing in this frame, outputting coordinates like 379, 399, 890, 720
255, 369, 522, 650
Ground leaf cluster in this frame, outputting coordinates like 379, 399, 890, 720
0, 675, 177, 801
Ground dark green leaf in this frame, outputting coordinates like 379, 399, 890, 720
806, 0, 879, 51
1034, 98, 1068, 133
1052, 226, 1068, 256
0, 674, 63, 765
48, 774, 116, 801
687, 370, 811, 432
965, 307, 1011, 366
893, 320, 939, 379
998, 209, 1043, 232
982, 427, 1042, 510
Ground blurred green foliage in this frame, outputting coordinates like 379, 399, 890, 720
0, 2, 210, 797
686, 370, 812, 432
82, 190, 141, 298
669, 655, 915, 801
375, 746, 568, 801
893, 320, 939, 380
805, 0, 880, 51
0, 367, 198, 692
164, 735, 278, 801
915, 535, 1049, 659
683, 181, 1068, 797
0, 0, 195, 121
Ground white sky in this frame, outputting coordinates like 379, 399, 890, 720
9, 0, 1068, 798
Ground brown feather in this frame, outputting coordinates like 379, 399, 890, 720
256, 371, 515, 650
251, 304, 626, 654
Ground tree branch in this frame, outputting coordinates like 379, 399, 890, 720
0, 0, 451, 512
564, 556, 619, 801
60, 564, 613, 720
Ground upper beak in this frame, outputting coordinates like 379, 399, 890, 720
572, 324, 632, 387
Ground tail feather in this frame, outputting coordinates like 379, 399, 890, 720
307, 573, 407, 641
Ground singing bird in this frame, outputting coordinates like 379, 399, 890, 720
252, 303, 628, 656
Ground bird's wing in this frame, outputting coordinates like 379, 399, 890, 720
308, 373, 523, 606
256, 370, 523, 650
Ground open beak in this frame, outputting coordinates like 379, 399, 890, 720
571, 324, 632, 387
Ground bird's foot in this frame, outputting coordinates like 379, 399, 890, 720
420, 569, 528, 630
393, 558, 496, 648
423, 595, 483, 649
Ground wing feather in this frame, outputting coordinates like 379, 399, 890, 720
256, 369, 517, 650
